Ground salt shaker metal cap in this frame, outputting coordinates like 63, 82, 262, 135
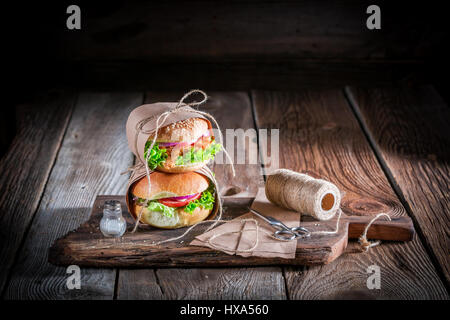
104, 200, 121, 214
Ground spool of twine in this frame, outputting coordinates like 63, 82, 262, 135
265, 169, 341, 221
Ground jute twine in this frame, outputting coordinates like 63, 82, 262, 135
134, 207, 390, 254
263, 169, 391, 252
123, 92, 390, 254
198, 209, 342, 254
135, 216, 299, 251
266, 169, 341, 221
126, 90, 235, 237
358, 213, 391, 252
128, 167, 390, 253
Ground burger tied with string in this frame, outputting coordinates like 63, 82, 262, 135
124, 90, 234, 232
145, 117, 222, 173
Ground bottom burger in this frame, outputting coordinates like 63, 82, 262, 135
128, 171, 216, 229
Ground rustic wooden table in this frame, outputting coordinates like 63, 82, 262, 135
0, 87, 448, 299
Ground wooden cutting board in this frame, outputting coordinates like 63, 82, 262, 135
49, 195, 414, 267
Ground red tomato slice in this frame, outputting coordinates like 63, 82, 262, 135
158, 193, 202, 207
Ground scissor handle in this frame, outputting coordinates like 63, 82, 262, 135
291, 226, 311, 238
249, 209, 311, 240
274, 229, 298, 241
274, 227, 311, 241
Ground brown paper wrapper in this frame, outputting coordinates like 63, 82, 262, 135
190, 188, 299, 259
125, 102, 211, 165
124, 102, 217, 225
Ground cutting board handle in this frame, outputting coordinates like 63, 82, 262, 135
346, 216, 414, 241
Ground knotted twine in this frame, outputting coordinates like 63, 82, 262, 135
125, 90, 235, 238
358, 213, 391, 252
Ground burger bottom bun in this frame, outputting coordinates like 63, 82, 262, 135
156, 159, 210, 173
133, 204, 212, 229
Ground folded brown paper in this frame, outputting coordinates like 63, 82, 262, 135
190, 188, 300, 259
125, 102, 211, 166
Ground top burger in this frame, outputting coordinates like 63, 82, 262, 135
145, 117, 221, 173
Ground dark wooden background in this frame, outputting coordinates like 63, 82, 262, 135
5, 0, 450, 91
3, 1, 450, 156
1, 1, 449, 300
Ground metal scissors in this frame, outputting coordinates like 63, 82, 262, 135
249, 208, 311, 241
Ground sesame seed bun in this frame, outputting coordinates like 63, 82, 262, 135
148, 117, 214, 173
149, 117, 210, 143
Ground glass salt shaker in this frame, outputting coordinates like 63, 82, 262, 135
100, 200, 126, 237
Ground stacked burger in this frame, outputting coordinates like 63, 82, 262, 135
128, 117, 221, 229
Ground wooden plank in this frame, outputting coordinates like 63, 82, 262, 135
346, 85, 450, 285
3, 93, 143, 299
117, 269, 163, 300
0, 91, 75, 294
115, 91, 285, 299
118, 265, 285, 300
252, 90, 448, 299
153, 267, 286, 300
49, 195, 414, 267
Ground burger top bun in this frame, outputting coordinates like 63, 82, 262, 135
131, 171, 209, 200
149, 117, 210, 143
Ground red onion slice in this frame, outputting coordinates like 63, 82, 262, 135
165, 193, 200, 201
158, 142, 179, 147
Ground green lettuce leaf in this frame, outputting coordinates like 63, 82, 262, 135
184, 188, 215, 213
138, 186, 215, 217
144, 142, 168, 170
175, 141, 222, 166
146, 200, 176, 218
